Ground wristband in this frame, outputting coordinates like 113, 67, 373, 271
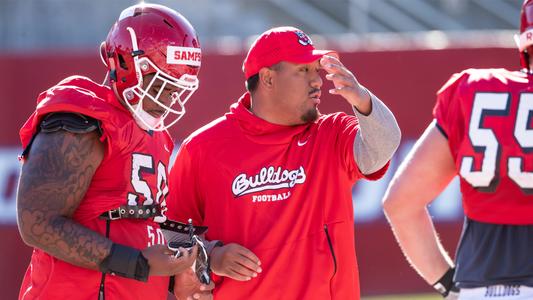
99, 243, 150, 282
432, 267, 456, 297
168, 275, 175, 293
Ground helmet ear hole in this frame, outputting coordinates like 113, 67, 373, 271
117, 54, 129, 70
521, 52, 527, 66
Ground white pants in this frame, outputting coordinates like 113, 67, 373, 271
458, 285, 533, 300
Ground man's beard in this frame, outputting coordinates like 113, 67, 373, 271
300, 106, 320, 123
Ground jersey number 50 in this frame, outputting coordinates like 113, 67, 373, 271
127, 153, 169, 222
460, 92, 533, 192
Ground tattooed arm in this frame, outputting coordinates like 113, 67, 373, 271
16, 130, 111, 270
17, 129, 200, 278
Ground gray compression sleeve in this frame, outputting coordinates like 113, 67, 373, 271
352, 90, 401, 175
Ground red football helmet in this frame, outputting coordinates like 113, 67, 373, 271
517, 0, 533, 70
100, 3, 201, 131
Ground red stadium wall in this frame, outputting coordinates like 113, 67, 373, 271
0, 47, 516, 298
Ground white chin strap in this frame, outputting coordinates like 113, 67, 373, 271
132, 105, 163, 131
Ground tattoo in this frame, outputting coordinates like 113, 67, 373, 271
17, 130, 111, 270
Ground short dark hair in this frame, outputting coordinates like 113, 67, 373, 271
245, 73, 259, 92
245, 63, 283, 93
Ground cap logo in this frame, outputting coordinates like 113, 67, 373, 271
294, 30, 313, 46
166, 46, 201, 67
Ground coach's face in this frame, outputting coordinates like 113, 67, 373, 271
271, 60, 323, 125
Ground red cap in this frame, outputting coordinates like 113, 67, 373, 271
242, 26, 337, 79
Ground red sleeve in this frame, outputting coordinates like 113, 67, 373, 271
319, 113, 389, 182
362, 161, 390, 181
167, 143, 205, 225
331, 113, 359, 179
433, 71, 467, 137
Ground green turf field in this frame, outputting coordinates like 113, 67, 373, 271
363, 294, 440, 300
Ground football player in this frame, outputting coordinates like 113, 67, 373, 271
382, 1, 533, 299
16, 3, 211, 300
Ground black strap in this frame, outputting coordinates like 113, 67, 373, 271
20, 113, 101, 160
19, 130, 39, 160
168, 275, 175, 294
159, 219, 208, 235
99, 205, 160, 220
40, 112, 101, 135
434, 121, 448, 139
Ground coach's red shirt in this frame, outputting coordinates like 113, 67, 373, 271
434, 68, 533, 225
168, 93, 388, 300
19, 76, 173, 300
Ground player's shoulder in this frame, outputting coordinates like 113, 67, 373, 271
55, 75, 101, 87
438, 68, 521, 94
50, 75, 109, 95
37, 75, 130, 127
39, 75, 113, 106
460, 68, 523, 83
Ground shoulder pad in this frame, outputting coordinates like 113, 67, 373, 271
40, 113, 101, 135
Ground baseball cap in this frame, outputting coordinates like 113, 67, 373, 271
242, 26, 337, 79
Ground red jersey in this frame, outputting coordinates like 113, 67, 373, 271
167, 93, 388, 300
18, 76, 174, 300
434, 68, 533, 225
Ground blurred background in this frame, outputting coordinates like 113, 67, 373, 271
0, 0, 521, 299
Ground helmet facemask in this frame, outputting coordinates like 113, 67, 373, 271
123, 56, 199, 131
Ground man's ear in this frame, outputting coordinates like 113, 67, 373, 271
258, 67, 274, 90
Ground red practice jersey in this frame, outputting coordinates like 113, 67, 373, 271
167, 93, 388, 300
18, 76, 173, 300
434, 68, 533, 225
